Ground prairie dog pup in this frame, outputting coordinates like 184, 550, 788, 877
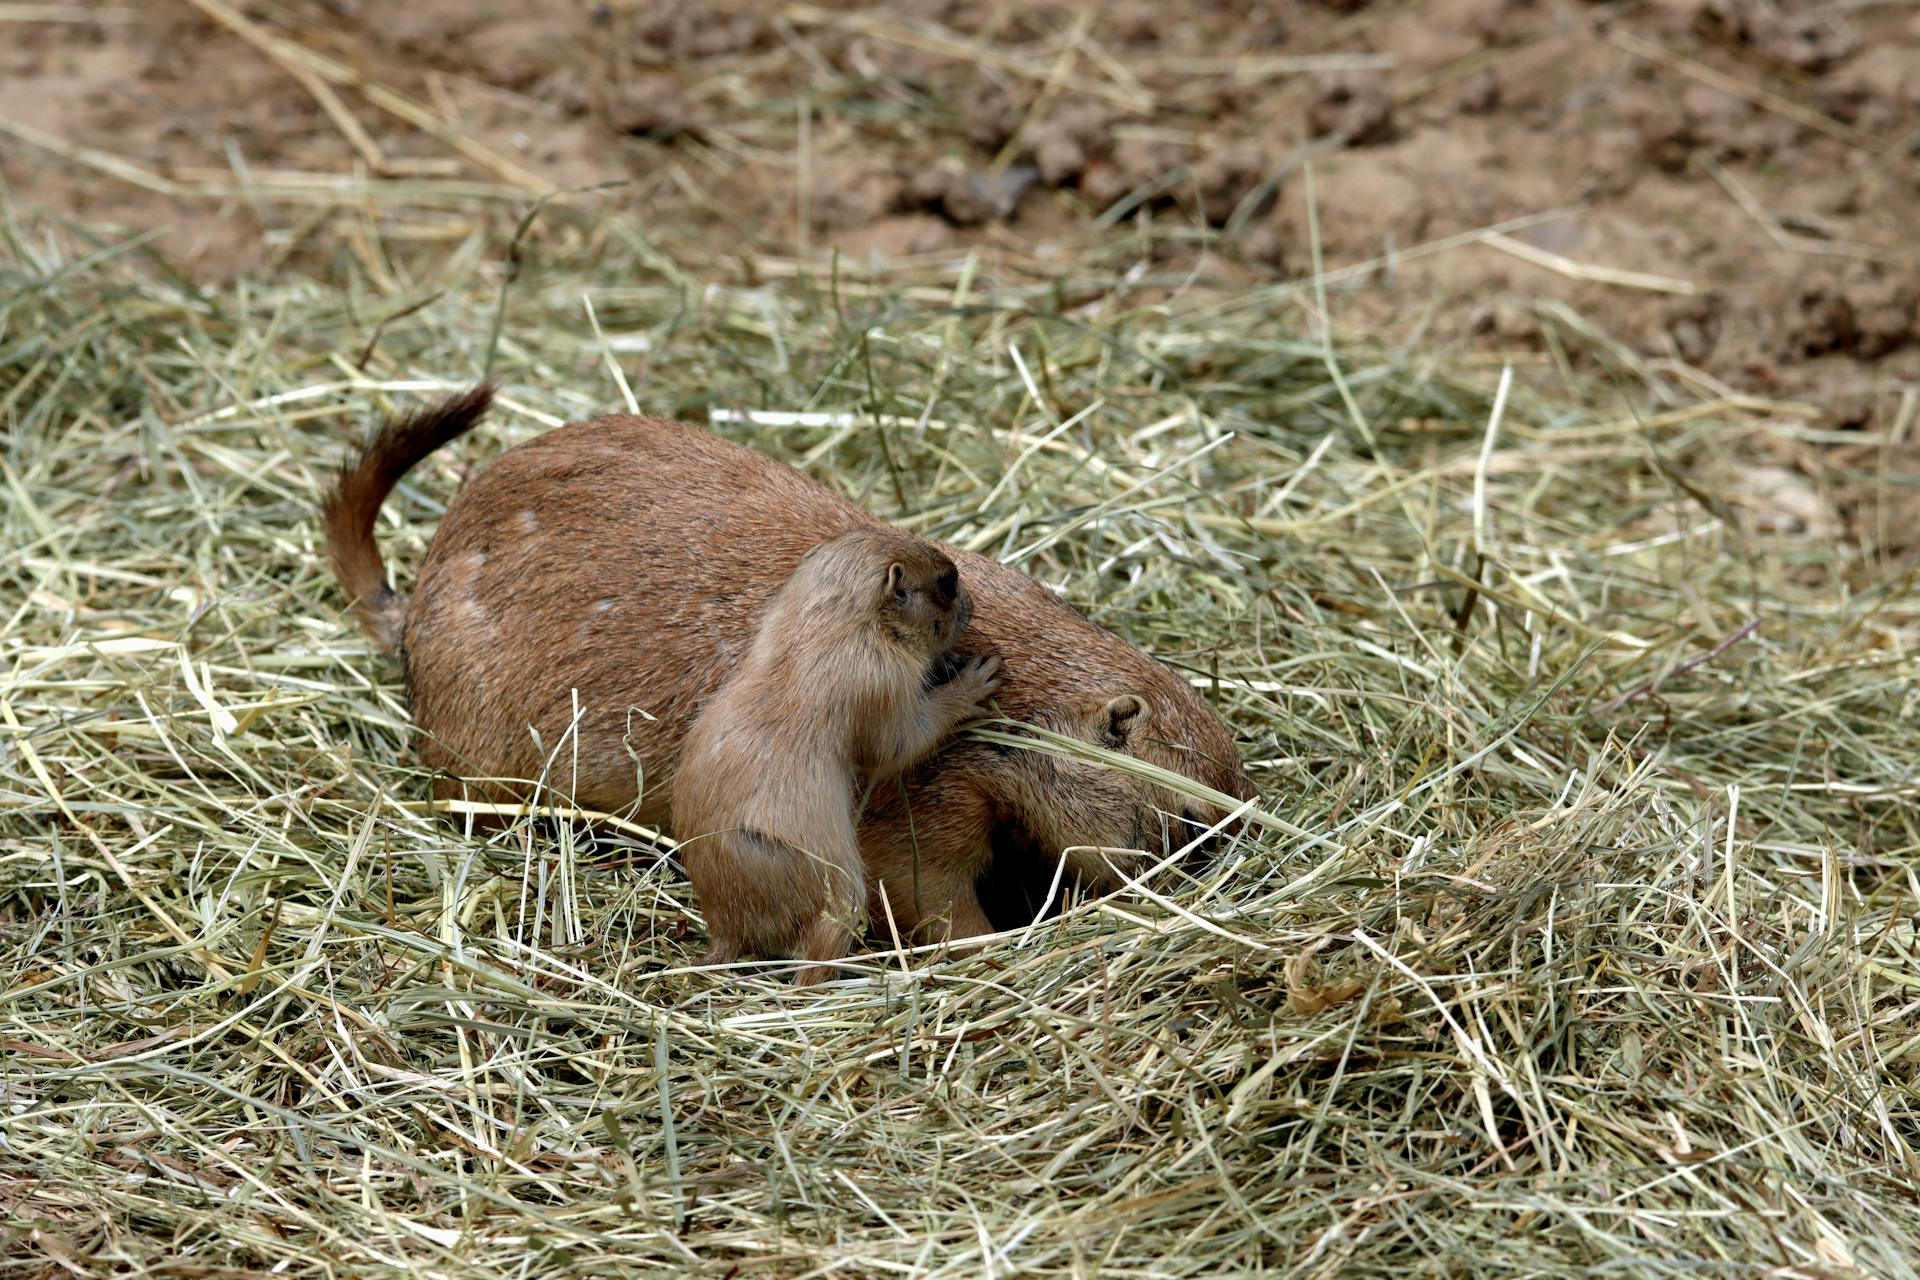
671, 529, 1001, 984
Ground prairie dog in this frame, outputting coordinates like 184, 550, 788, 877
322, 386, 1255, 946
671, 529, 1000, 983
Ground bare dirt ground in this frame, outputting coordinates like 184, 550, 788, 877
4, 0, 1918, 425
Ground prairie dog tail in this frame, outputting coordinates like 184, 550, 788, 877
320, 383, 494, 653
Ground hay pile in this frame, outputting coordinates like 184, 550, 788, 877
3, 206, 1917, 1277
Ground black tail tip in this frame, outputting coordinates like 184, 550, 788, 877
432, 381, 497, 423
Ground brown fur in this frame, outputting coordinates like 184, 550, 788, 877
671, 529, 1000, 984
323, 388, 1256, 946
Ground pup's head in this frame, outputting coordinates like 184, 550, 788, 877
790, 528, 971, 655
881, 546, 969, 655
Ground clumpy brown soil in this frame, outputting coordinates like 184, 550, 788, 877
3, 0, 1917, 418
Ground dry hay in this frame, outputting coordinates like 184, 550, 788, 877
2, 202, 1918, 1277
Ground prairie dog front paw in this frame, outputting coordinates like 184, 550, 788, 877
942, 652, 1002, 715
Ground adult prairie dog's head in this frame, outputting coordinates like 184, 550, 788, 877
779, 528, 972, 658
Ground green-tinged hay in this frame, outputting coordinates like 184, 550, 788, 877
2, 207, 1918, 1279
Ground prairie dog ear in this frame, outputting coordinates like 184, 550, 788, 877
885, 562, 906, 594
1101, 693, 1148, 745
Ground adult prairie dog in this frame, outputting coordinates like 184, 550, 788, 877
670, 528, 1001, 983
